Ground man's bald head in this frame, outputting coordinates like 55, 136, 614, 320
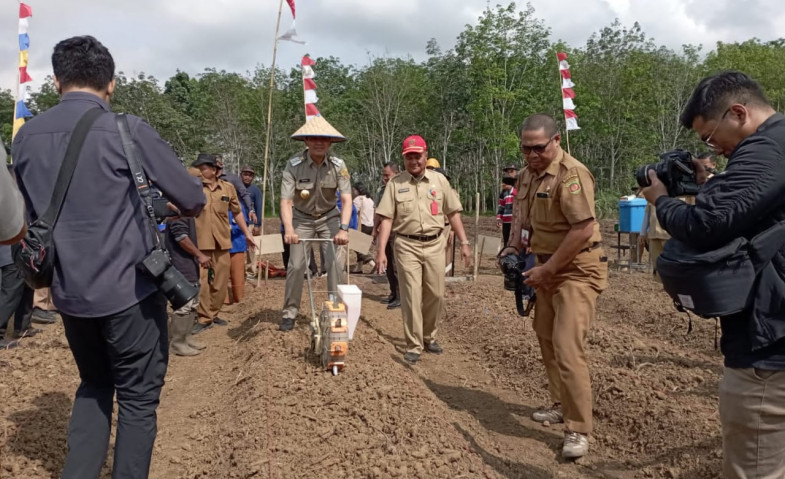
519, 114, 558, 138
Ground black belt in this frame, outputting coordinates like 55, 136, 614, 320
294, 207, 335, 219
536, 243, 600, 264
398, 231, 442, 242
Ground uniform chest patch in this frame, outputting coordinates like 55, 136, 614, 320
398, 188, 410, 193
565, 177, 582, 194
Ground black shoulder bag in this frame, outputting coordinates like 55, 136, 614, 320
115, 113, 198, 310
12, 108, 105, 289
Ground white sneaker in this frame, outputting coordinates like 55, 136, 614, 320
531, 403, 564, 423
445, 262, 453, 274
562, 431, 589, 458
367, 260, 376, 271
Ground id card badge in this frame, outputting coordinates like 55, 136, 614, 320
431, 200, 439, 215
521, 229, 530, 242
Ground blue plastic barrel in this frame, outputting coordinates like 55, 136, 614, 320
618, 198, 647, 233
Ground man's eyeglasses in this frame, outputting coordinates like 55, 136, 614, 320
520, 135, 556, 155
703, 108, 731, 149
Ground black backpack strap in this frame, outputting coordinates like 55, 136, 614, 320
38, 108, 105, 227
115, 113, 163, 249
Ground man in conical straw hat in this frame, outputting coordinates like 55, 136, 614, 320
279, 116, 353, 332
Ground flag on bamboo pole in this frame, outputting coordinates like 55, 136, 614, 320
302, 55, 320, 121
278, 0, 305, 44
557, 52, 580, 131
13, 3, 34, 139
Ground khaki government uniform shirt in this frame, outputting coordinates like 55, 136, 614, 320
195, 179, 241, 250
280, 150, 352, 216
512, 149, 602, 255
376, 170, 462, 236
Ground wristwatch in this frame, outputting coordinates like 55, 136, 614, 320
461, 240, 470, 246
340, 223, 349, 231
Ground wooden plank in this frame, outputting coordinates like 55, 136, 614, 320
477, 235, 502, 256
253, 234, 284, 255
348, 229, 373, 255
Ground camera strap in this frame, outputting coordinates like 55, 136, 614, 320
115, 113, 164, 251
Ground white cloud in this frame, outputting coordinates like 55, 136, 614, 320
1, 0, 784, 94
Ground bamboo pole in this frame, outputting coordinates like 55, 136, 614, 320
472, 192, 480, 280
256, 0, 285, 289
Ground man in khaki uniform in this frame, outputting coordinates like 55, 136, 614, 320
376, 135, 472, 364
279, 116, 352, 332
500, 114, 608, 459
192, 153, 254, 333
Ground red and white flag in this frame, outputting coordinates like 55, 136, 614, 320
302, 55, 320, 121
278, 0, 305, 44
557, 52, 580, 131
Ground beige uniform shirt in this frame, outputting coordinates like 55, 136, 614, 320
511, 149, 602, 255
376, 170, 462, 236
280, 150, 352, 216
194, 179, 241, 251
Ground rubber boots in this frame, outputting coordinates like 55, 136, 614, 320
171, 313, 201, 356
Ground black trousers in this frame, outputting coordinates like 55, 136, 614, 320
502, 222, 512, 247
60, 293, 168, 479
0, 263, 33, 334
386, 233, 399, 297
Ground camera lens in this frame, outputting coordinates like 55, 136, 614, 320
635, 165, 654, 188
159, 267, 198, 310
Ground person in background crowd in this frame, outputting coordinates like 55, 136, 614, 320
352, 183, 376, 273
433, 166, 457, 274
191, 153, 254, 333
0, 148, 26, 245
240, 164, 263, 278
226, 201, 250, 304
372, 162, 401, 309
497, 164, 518, 246
11, 36, 206, 479
215, 154, 256, 227
376, 135, 472, 364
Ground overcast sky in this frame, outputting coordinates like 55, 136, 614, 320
3, 0, 784, 93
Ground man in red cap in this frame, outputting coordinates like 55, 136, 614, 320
375, 135, 472, 364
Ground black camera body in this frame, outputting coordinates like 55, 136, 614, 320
635, 149, 700, 197
139, 249, 198, 310
498, 253, 536, 317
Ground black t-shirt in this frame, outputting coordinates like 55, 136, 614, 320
165, 217, 199, 284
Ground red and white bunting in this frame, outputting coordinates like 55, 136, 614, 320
302, 55, 320, 121
557, 52, 580, 131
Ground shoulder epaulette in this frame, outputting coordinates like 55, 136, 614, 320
330, 156, 344, 167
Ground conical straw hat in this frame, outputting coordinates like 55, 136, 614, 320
291, 116, 347, 142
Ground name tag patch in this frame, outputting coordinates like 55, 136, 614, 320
398, 188, 410, 193
221, 196, 230, 202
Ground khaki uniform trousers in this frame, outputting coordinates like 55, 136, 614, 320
245, 249, 257, 275
395, 234, 446, 355
197, 249, 230, 324
282, 210, 340, 320
532, 248, 607, 435
719, 367, 785, 479
34, 287, 55, 311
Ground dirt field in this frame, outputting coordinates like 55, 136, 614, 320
0, 218, 725, 478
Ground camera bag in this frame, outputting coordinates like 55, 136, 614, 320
12, 108, 105, 288
657, 220, 785, 318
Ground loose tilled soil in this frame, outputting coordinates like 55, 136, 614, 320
0, 218, 725, 478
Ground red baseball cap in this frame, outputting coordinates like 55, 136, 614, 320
402, 135, 427, 155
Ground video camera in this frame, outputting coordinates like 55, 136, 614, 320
498, 252, 536, 317
635, 149, 700, 197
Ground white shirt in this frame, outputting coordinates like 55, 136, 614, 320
353, 195, 375, 228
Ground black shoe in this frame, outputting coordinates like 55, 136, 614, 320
279, 318, 295, 332
191, 322, 213, 335
425, 341, 443, 354
213, 318, 228, 326
380, 294, 395, 304
31, 308, 57, 324
403, 352, 420, 364
387, 299, 401, 309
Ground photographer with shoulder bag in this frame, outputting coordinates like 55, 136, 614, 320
641, 71, 785, 479
11, 36, 205, 479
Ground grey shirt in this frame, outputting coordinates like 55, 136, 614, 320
12, 92, 206, 317
220, 172, 254, 214
280, 150, 351, 216
0, 149, 25, 243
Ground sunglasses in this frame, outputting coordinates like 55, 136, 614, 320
520, 135, 556, 155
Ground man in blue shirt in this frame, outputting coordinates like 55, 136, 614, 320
12, 36, 205, 479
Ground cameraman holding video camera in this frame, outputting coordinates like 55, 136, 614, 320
641, 71, 785, 479
12, 36, 205, 479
